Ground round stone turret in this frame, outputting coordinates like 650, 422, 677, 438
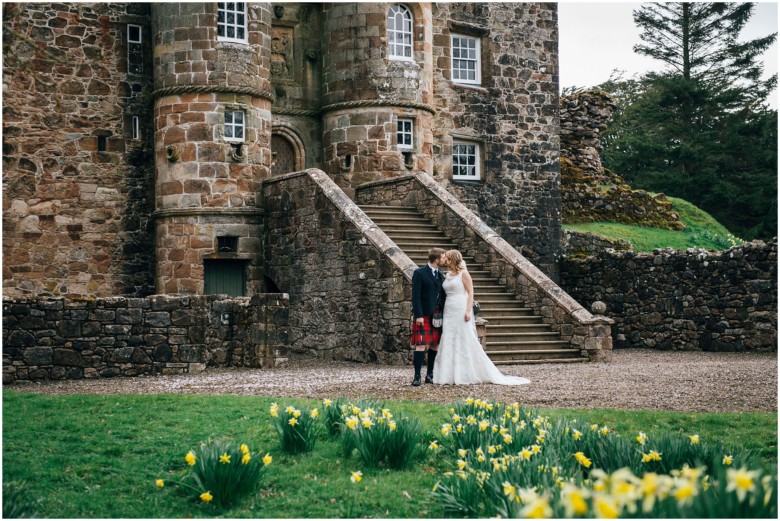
152, 3, 273, 295
320, 3, 435, 191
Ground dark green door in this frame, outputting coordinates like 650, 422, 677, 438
204, 260, 246, 297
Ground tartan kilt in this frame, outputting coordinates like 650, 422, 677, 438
410, 314, 442, 347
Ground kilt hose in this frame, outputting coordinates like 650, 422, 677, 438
410, 314, 442, 347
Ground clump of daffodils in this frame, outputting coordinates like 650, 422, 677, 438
270, 402, 321, 454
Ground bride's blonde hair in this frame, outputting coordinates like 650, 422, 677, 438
445, 250, 464, 274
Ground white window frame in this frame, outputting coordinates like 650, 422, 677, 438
217, 2, 247, 43
387, 4, 413, 61
127, 24, 142, 44
224, 110, 245, 142
131, 116, 140, 140
452, 140, 480, 181
396, 118, 414, 150
451, 34, 481, 85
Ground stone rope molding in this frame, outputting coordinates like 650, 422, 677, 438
272, 108, 321, 117
320, 99, 438, 115
153, 84, 275, 102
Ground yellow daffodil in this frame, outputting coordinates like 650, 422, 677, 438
382, 408, 392, 419
440, 423, 452, 436
572, 429, 582, 440
649, 450, 662, 461
458, 448, 468, 458
532, 418, 542, 428
573, 452, 592, 468
156, 479, 164, 488
200, 491, 213, 503
310, 408, 319, 418
561, 484, 589, 517
456, 424, 463, 433
639, 473, 659, 512
521, 447, 533, 460
364, 408, 376, 417
723, 455, 734, 466
477, 454, 485, 463
673, 481, 696, 506
219, 453, 231, 464
466, 397, 474, 405
536, 435, 546, 444
457, 459, 467, 470
270, 403, 279, 417
351, 406, 360, 415
488, 445, 497, 454
479, 419, 490, 431
285, 405, 295, 414
362, 418, 373, 429
636, 432, 647, 445
502, 481, 517, 502
185, 451, 197, 466
492, 425, 499, 433
688, 434, 700, 444
593, 494, 619, 518
452, 414, 461, 423
263, 453, 272, 466
242, 453, 251, 465
599, 426, 610, 437
503, 434, 513, 444
323, 398, 332, 407
429, 441, 439, 450
240, 443, 249, 454
531, 444, 542, 454
726, 467, 760, 502
590, 424, 598, 431
288, 418, 298, 427
466, 415, 477, 425
520, 496, 553, 518
292, 409, 301, 418
388, 421, 397, 431
350, 470, 362, 484
345, 416, 359, 430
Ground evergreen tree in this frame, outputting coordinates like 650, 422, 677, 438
599, 3, 777, 240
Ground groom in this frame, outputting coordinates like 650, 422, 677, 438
410, 248, 447, 386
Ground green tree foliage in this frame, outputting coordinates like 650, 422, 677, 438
598, 3, 777, 241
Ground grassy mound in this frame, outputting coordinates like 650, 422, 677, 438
564, 196, 742, 252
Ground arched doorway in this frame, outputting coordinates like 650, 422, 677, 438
271, 125, 305, 176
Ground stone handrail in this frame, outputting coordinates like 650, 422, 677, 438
356, 173, 614, 361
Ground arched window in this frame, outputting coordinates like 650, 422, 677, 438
387, 5, 413, 60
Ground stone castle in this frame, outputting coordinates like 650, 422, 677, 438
5, 2, 770, 383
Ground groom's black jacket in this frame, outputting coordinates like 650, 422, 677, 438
411, 265, 445, 319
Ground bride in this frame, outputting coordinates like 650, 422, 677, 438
433, 249, 530, 386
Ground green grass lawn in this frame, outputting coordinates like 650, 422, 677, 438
564, 196, 742, 252
3, 391, 776, 518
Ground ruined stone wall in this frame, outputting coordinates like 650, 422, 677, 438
560, 91, 684, 230
262, 169, 414, 363
3, 294, 289, 383
560, 240, 777, 351
562, 230, 631, 257
430, 2, 562, 277
2, 3, 156, 298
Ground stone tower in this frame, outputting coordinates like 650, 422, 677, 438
151, 3, 273, 295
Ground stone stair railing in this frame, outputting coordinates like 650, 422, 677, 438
355, 173, 614, 362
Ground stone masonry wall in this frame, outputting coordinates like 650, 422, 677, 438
560, 91, 684, 230
262, 169, 416, 363
430, 3, 562, 277
3, 3, 156, 298
3, 293, 289, 383
560, 240, 777, 351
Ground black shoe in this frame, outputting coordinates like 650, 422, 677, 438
425, 374, 434, 384
412, 374, 422, 386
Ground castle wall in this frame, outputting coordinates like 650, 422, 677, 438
151, 3, 273, 294
430, 2, 562, 277
2, 3, 156, 298
2, 294, 289, 383
560, 240, 778, 351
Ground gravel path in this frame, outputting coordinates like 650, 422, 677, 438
11, 349, 777, 413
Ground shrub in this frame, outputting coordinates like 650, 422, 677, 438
179, 440, 272, 510
270, 402, 322, 454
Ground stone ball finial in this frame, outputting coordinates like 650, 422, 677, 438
591, 301, 607, 315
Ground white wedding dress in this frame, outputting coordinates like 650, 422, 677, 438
433, 271, 530, 385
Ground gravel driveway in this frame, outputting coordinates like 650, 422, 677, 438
11, 349, 777, 413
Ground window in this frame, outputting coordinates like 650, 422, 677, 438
127, 24, 143, 74
387, 5, 413, 60
217, 2, 247, 43
224, 110, 245, 142
217, 236, 238, 253
131, 116, 140, 140
452, 141, 480, 180
396, 118, 413, 150
451, 34, 481, 85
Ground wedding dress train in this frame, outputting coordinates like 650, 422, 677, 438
433, 271, 530, 385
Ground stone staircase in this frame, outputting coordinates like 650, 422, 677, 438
360, 205, 587, 364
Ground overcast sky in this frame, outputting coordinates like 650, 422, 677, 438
559, 2, 779, 107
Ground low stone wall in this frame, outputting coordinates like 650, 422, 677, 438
562, 230, 631, 257
356, 173, 614, 362
2, 294, 289, 383
262, 169, 416, 363
560, 240, 777, 351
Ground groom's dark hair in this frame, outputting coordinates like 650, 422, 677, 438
428, 248, 446, 263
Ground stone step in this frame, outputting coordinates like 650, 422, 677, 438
481, 316, 543, 325
394, 241, 458, 249
486, 332, 562, 342
380, 228, 444, 235
493, 357, 588, 365
486, 324, 553, 333
486, 340, 570, 350
485, 349, 584, 361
